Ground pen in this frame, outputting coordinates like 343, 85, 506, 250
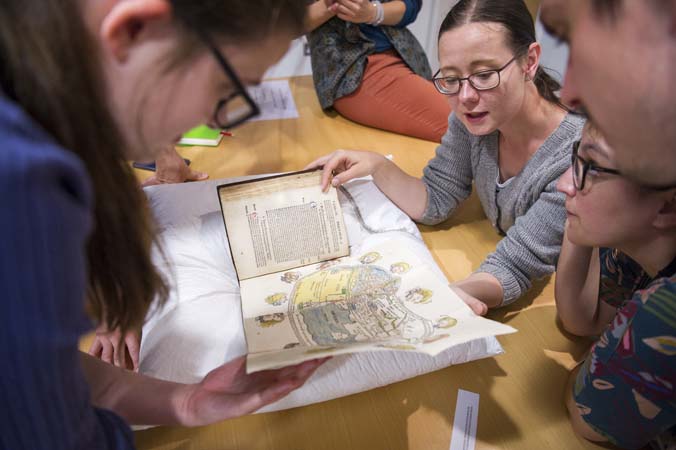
220, 131, 234, 137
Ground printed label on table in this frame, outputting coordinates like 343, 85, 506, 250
449, 389, 479, 450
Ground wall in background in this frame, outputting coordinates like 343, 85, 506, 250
535, 9, 569, 83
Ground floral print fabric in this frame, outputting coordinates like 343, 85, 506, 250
574, 248, 676, 448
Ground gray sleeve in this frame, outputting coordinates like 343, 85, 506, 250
419, 115, 474, 225
476, 179, 566, 305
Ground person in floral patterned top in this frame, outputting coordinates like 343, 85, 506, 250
555, 121, 676, 449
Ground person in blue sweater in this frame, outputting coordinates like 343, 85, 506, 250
0, 1, 327, 448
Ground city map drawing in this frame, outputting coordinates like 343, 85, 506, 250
240, 240, 516, 373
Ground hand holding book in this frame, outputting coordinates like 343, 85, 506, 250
217, 170, 516, 373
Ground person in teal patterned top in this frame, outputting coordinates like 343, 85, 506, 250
305, 0, 451, 142
555, 121, 676, 449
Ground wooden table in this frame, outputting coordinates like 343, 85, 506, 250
132, 76, 605, 450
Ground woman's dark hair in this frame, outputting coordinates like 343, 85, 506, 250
439, 0, 565, 109
0, 0, 306, 334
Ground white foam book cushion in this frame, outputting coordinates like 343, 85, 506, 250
139, 176, 503, 416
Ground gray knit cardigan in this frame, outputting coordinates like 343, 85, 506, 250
421, 112, 585, 305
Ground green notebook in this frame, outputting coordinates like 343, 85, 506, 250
178, 125, 223, 147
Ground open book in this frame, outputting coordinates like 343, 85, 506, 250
218, 170, 516, 373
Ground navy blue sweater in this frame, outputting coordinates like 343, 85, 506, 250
0, 94, 134, 449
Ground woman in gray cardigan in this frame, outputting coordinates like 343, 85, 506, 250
307, 0, 584, 314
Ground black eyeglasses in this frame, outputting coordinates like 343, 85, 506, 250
198, 32, 260, 130
571, 140, 621, 191
432, 54, 521, 95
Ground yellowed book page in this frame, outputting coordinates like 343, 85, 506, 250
240, 240, 517, 373
218, 170, 349, 280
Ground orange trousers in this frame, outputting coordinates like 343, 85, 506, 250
333, 50, 451, 143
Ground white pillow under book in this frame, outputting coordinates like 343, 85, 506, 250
139, 176, 503, 415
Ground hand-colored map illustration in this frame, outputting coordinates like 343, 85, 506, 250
288, 264, 436, 346
241, 240, 516, 373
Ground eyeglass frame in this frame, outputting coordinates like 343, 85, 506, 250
196, 31, 260, 130
571, 140, 622, 191
432, 53, 523, 96
572, 140, 676, 192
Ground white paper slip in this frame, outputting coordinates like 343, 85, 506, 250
449, 389, 479, 450
247, 80, 299, 122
